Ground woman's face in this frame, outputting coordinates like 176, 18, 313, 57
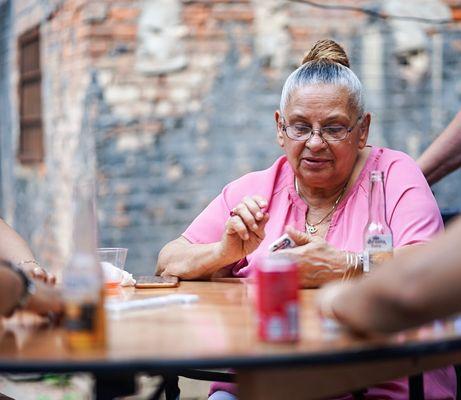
275, 84, 370, 190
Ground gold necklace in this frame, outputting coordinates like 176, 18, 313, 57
294, 178, 347, 234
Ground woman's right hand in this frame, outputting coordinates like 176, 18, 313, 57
220, 196, 269, 262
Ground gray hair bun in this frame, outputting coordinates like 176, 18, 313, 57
301, 39, 350, 68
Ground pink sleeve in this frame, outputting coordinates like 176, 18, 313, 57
385, 156, 443, 247
182, 190, 231, 244
181, 162, 281, 245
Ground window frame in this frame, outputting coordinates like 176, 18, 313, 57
17, 25, 44, 164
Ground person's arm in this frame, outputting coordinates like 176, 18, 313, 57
157, 236, 237, 280
418, 110, 461, 185
0, 219, 54, 283
0, 262, 63, 317
0, 265, 27, 316
317, 217, 461, 334
0, 219, 35, 262
157, 196, 269, 279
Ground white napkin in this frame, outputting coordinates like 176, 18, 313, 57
100, 261, 136, 286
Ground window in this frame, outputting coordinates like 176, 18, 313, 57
18, 26, 44, 163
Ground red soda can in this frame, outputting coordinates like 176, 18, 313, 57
255, 254, 299, 342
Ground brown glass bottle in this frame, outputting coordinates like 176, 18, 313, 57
62, 183, 106, 350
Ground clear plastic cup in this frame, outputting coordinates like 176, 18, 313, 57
97, 248, 128, 289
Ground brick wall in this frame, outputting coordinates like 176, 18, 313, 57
0, 0, 12, 218
10, 0, 95, 275
91, 0, 263, 272
91, 0, 461, 274
5, 0, 461, 276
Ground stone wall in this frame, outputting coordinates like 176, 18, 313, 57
88, 0, 372, 274
93, 0, 280, 273
0, 0, 12, 218
9, 0, 95, 275
92, 0, 461, 275
5, 0, 461, 276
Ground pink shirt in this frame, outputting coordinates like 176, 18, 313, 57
184, 146, 455, 399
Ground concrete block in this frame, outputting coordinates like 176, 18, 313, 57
105, 85, 141, 104
82, 3, 108, 24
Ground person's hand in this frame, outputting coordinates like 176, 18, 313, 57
19, 261, 56, 285
279, 226, 345, 288
316, 281, 377, 338
316, 280, 349, 320
220, 196, 270, 263
29, 267, 56, 285
24, 280, 63, 318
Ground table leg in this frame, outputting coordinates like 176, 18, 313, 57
409, 374, 424, 400
164, 374, 180, 400
94, 372, 136, 400
456, 365, 461, 400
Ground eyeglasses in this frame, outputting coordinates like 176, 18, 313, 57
281, 116, 363, 142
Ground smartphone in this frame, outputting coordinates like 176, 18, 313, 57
134, 276, 179, 289
268, 233, 296, 252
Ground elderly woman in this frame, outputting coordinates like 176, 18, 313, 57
157, 40, 454, 399
158, 39, 440, 285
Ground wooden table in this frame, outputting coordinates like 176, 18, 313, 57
1, 281, 461, 399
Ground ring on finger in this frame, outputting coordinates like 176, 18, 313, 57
229, 208, 238, 217
33, 266, 45, 276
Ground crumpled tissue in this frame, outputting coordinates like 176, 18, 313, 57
100, 261, 136, 286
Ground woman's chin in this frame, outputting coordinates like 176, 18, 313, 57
298, 164, 333, 183
299, 174, 332, 188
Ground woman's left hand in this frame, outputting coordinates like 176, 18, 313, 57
30, 267, 56, 285
19, 261, 56, 285
279, 226, 345, 288
24, 280, 63, 317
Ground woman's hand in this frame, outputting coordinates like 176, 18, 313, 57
25, 280, 63, 317
19, 261, 56, 285
279, 226, 345, 288
30, 267, 56, 285
220, 196, 270, 263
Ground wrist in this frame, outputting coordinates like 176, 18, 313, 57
17, 259, 41, 270
339, 250, 348, 270
2, 261, 36, 315
342, 251, 364, 280
216, 241, 240, 267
